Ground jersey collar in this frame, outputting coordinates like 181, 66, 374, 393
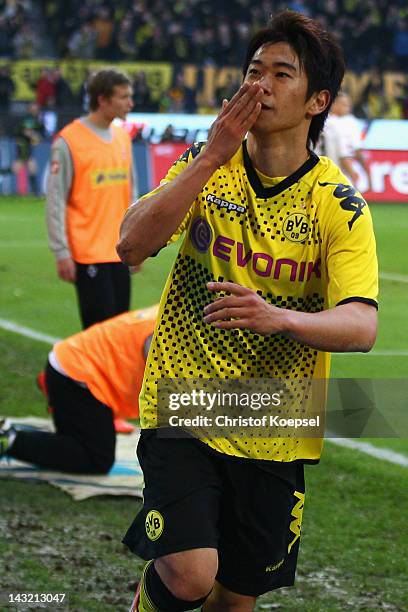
242, 140, 320, 198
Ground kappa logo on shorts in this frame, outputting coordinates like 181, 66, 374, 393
145, 510, 164, 541
265, 558, 284, 572
288, 491, 305, 554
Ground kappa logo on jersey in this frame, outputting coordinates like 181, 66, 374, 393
177, 142, 206, 165
282, 212, 310, 242
319, 181, 366, 230
190, 216, 213, 253
206, 194, 246, 215
145, 510, 164, 541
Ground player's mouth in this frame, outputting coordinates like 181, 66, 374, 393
260, 104, 273, 110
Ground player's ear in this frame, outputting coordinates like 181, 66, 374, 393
306, 90, 330, 118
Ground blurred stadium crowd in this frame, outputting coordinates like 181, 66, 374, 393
0, 0, 407, 145
0, 0, 406, 69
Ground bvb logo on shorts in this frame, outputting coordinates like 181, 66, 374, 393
282, 213, 310, 243
145, 510, 164, 541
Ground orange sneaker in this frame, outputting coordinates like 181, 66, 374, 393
114, 418, 135, 434
36, 371, 48, 398
36, 371, 54, 414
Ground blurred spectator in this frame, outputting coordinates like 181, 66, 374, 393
12, 101, 45, 196
316, 92, 371, 189
132, 71, 157, 112
42, 97, 58, 138
160, 124, 176, 143
392, 17, 408, 71
167, 73, 197, 113
0, 65, 15, 111
35, 67, 56, 109
12, 22, 38, 58
67, 22, 96, 59
52, 67, 74, 108
0, 15, 14, 56
215, 73, 241, 106
92, 6, 115, 60
78, 69, 92, 113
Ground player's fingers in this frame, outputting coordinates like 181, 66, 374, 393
224, 84, 263, 121
207, 281, 249, 296
221, 83, 260, 120
240, 101, 262, 131
203, 307, 243, 324
234, 90, 263, 126
203, 295, 241, 315
210, 318, 251, 330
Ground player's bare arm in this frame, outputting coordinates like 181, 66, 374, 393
116, 83, 263, 266
204, 281, 377, 352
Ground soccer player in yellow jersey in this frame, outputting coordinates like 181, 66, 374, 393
117, 10, 378, 612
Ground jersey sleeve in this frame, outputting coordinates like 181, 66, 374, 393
138, 142, 206, 244
320, 182, 378, 309
46, 137, 73, 260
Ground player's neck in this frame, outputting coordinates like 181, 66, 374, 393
246, 133, 310, 178
86, 111, 112, 130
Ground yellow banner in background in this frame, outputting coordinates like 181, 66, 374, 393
0, 60, 173, 101
1, 59, 406, 111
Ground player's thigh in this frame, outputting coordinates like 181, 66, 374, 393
45, 360, 115, 460
123, 430, 222, 561
217, 460, 305, 596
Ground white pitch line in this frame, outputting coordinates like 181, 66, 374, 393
335, 349, 408, 356
327, 438, 408, 467
0, 319, 59, 345
380, 271, 408, 283
1, 317, 407, 468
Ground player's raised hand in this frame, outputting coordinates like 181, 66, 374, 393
202, 83, 263, 167
203, 281, 288, 336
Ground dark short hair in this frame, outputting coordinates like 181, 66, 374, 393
243, 10, 345, 147
87, 69, 131, 111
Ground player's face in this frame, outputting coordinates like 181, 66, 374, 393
101, 84, 134, 121
244, 42, 319, 137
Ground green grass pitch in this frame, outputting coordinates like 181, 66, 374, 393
0, 196, 407, 610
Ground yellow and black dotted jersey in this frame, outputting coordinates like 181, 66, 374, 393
140, 142, 378, 462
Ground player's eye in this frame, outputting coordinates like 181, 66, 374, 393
248, 67, 260, 76
276, 72, 290, 78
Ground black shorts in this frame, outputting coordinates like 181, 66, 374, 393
123, 429, 306, 597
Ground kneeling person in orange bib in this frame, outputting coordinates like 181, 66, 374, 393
1, 305, 158, 474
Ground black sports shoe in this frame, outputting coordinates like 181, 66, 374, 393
0, 419, 15, 457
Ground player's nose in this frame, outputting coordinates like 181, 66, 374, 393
255, 75, 272, 96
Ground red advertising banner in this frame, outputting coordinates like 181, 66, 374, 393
357, 150, 408, 202
150, 143, 408, 202
150, 143, 190, 188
